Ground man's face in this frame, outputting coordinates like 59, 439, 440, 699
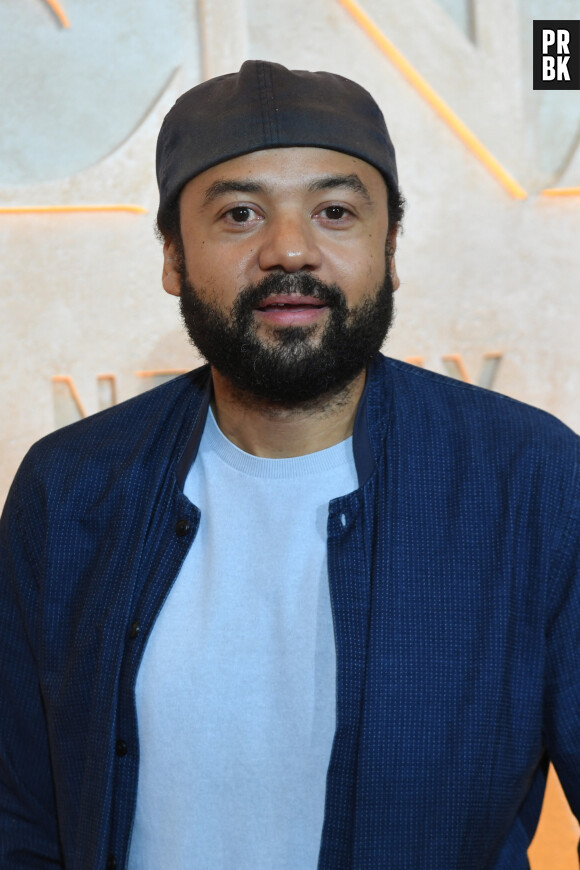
163, 147, 399, 405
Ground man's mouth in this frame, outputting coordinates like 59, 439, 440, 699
254, 294, 329, 324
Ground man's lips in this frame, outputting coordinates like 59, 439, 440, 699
254, 294, 328, 325
256, 294, 326, 308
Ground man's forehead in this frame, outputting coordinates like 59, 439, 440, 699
181, 146, 387, 203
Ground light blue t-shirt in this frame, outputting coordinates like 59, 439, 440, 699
128, 407, 358, 869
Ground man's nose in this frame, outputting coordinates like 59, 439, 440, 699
257, 214, 323, 273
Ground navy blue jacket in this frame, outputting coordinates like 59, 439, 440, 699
1, 354, 579, 869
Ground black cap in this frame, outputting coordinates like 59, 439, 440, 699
156, 60, 398, 219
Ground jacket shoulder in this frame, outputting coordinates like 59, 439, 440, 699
10, 366, 210, 506
378, 355, 578, 448
373, 356, 580, 569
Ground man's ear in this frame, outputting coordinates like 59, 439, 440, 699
387, 226, 400, 292
162, 239, 182, 297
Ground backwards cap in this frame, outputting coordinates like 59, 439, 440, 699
156, 60, 398, 219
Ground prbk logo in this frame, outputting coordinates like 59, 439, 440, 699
533, 21, 580, 89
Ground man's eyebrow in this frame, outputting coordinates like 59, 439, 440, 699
308, 174, 373, 205
203, 174, 374, 206
203, 180, 265, 204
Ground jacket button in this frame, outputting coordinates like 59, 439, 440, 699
115, 740, 128, 757
128, 621, 140, 639
106, 857, 117, 869
175, 518, 191, 537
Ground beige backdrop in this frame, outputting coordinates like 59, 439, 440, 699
1, 0, 580, 863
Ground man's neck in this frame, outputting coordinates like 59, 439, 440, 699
210, 368, 367, 458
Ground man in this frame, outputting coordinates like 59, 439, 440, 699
0, 60, 579, 870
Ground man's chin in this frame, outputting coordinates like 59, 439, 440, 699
214, 365, 364, 411
258, 323, 322, 349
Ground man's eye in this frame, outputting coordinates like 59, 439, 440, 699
322, 206, 348, 220
228, 206, 253, 222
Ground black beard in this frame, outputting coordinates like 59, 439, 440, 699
179, 267, 395, 406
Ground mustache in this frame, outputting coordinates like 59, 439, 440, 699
232, 272, 347, 313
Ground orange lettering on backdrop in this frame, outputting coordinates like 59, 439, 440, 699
51, 375, 87, 428
404, 352, 504, 390
0, 205, 147, 215
528, 767, 580, 869
39, 0, 70, 28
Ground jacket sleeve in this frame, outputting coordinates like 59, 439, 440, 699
542, 449, 580, 854
0, 469, 64, 868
